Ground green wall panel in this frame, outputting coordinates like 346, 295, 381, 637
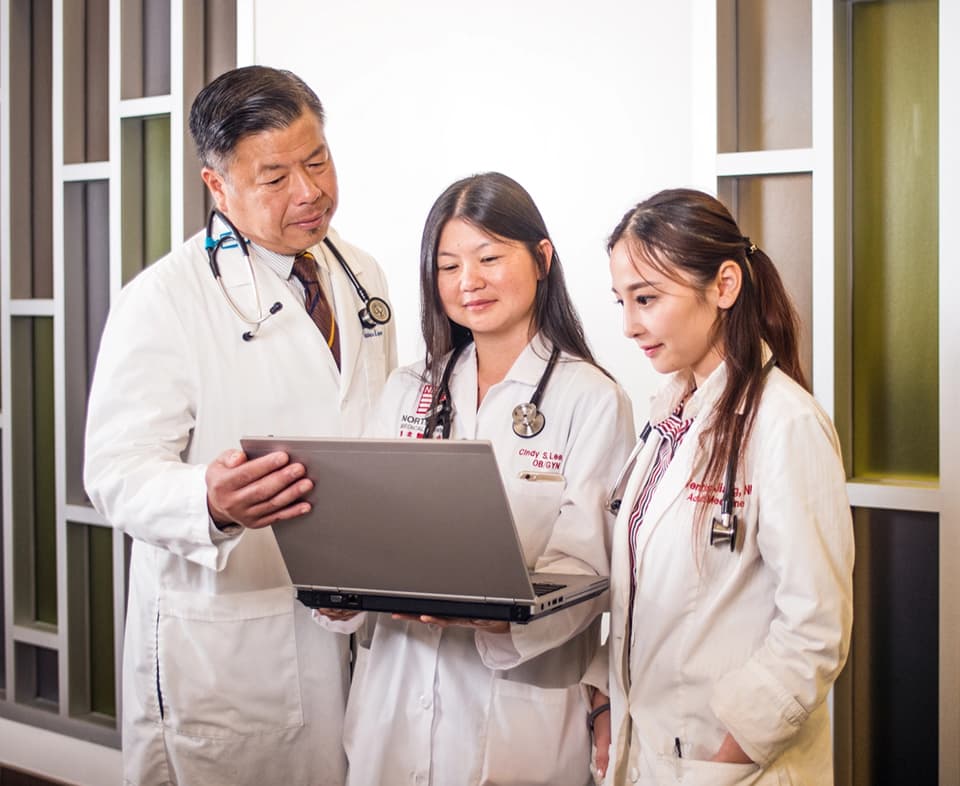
851, 0, 938, 480
89, 526, 115, 717
11, 318, 58, 627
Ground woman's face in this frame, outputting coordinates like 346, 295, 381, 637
609, 239, 726, 385
435, 218, 550, 345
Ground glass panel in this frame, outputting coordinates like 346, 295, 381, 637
0, 446, 4, 693
88, 526, 115, 717
851, 0, 938, 480
121, 116, 171, 283
181, 0, 238, 238
9, 0, 53, 298
717, 0, 812, 153
67, 523, 116, 720
718, 174, 813, 385
836, 508, 938, 786
121, 0, 170, 98
14, 643, 59, 709
64, 181, 110, 505
205, 0, 237, 84
11, 318, 58, 627
63, 0, 110, 163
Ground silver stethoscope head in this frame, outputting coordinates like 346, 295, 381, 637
205, 210, 283, 341
512, 402, 545, 438
708, 421, 742, 551
709, 512, 738, 551
511, 346, 560, 439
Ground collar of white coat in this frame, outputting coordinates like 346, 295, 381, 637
249, 228, 342, 281
444, 332, 555, 394
445, 333, 552, 398
501, 332, 556, 388
646, 342, 774, 424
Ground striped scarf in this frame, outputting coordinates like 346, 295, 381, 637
626, 401, 694, 655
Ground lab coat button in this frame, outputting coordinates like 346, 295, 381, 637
629, 766, 640, 783
419, 694, 431, 709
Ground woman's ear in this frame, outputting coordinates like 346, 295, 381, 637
715, 259, 742, 309
536, 238, 554, 280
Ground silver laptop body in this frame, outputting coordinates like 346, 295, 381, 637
240, 437, 608, 623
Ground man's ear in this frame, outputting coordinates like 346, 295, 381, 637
715, 259, 743, 310
201, 167, 228, 213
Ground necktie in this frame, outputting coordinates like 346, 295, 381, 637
291, 251, 341, 369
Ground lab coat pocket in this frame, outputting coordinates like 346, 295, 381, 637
157, 586, 303, 739
507, 475, 565, 564
480, 679, 591, 786
653, 755, 764, 786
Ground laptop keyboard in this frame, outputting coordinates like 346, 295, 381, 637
532, 581, 566, 596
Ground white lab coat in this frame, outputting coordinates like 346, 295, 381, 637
334, 336, 634, 786
84, 227, 397, 786
599, 360, 854, 786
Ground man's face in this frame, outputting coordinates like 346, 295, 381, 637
202, 110, 339, 255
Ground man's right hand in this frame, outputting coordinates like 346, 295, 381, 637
206, 449, 313, 530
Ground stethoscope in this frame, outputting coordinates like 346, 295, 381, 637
424, 342, 561, 440
204, 209, 392, 341
605, 358, 777, 552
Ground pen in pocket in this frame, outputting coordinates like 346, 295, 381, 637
674, 736, 683, 758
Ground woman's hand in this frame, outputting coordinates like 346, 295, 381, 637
589, 690, 611, 781
314, 608, 361, 622
709, 732, 753, 764
391, 613, 509, 633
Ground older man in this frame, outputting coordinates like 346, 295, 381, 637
85, 66, 396, 786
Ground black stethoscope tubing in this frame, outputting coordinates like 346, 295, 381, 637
320, 236, 392, 329
424, 342, 561, 441
606, 358, 777, 552
204, 209, 392, 341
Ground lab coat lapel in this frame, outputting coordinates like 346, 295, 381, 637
448, 343, 479, 438
610, 431, 661, 695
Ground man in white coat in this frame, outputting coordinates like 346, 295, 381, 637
84, 66, 397, 786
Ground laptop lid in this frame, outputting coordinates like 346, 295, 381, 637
240, 437, 537, 604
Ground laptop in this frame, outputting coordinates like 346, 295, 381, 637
240, 437, 609, 623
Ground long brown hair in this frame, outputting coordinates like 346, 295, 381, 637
608, 188, 806, 528
420, 172, 606, 393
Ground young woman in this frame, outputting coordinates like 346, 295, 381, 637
325, 172, 633, 785
601, 189, 854, 785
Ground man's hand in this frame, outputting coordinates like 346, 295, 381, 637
206, 449, 313, 530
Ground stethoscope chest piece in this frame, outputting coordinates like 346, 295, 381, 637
361, 296, 392, 328
709, 512, 738, 551
512, 402, 545, 439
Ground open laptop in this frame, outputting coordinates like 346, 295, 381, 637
240, 437, 609, 623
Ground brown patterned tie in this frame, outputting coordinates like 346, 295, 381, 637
291, 251, 341, 369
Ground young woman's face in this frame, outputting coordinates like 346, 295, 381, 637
435, 218, 550, 344
609, 239, 725, 385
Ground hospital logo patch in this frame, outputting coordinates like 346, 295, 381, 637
415, 384, 435, 415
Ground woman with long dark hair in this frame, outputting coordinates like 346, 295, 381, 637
601, 189, 853, 785
325, 172, 633, 785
